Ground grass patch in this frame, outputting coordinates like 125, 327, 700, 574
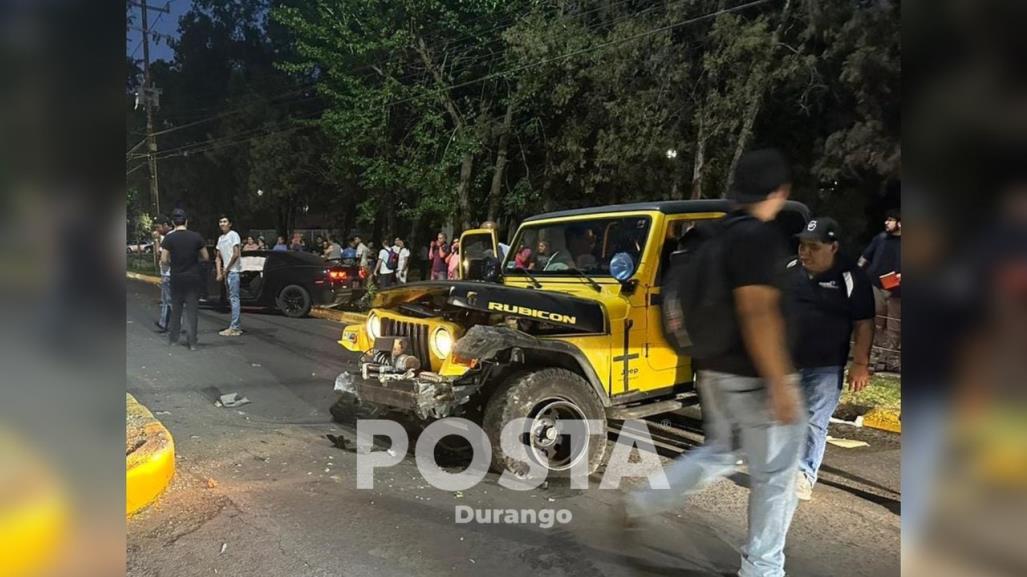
839, 373, 901, 411
127, 254, 158, 276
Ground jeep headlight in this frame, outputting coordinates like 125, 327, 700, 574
431, 327, 454, 358
366, 313, 382, 340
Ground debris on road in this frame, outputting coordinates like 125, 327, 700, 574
827, 436, 870, 449
207, 478, 218, 489
219, 543, 227, 554
325, 434, 352, 451
216, 393, 251, 408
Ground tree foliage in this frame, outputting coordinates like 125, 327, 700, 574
127, 0, 900, 246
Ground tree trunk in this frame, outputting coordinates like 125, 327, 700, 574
723, 0, 794, 198
488, 99, 515, 222
385, 194, 396, 238
690, 112, 707, 200
457, 151, 475, 231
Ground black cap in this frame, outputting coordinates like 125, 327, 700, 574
729, 148, 792, 203
795, 217, 840, 243
171, 208, 187, 219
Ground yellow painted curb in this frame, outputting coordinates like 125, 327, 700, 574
126, 394, 175, 516
862, 407, 901, 434
310, 307, 367, 325
126, 271, 162, 286
0, 433, 69, 577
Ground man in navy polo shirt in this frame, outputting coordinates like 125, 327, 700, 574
788, 217, 875, 500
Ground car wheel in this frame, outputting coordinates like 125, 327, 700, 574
482, 367, 608, 477
276, 284, 311, 318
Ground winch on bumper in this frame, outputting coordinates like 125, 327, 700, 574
334, 336, 476, 420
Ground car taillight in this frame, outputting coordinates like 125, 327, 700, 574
358, 268, 368, 280
328, 268, 348, 282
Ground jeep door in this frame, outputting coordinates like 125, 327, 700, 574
459, 228, 499, 281
642, 204, 810, 383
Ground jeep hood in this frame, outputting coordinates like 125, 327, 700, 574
373, 281, 607, 333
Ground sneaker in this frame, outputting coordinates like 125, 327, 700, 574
796, 472, 813, 501
219, 328, 242, 336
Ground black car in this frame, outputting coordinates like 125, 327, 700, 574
201, 249, 366, 318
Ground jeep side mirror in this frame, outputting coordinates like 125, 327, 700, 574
610, 252, 636, 284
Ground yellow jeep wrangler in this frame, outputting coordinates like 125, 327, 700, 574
335, 200, 809, 474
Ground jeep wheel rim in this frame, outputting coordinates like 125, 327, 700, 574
527, 399, 588, 471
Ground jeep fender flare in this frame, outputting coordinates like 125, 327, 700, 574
453, 325, 610, 406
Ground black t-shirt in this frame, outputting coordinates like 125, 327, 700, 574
696, 212, 791, 377
161, 229, 206, 282
862, 232, 901, 294
787, 258, 875, 369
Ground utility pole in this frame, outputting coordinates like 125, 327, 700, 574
134, 1, 168, 216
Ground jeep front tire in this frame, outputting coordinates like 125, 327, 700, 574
482, 367, 608, 477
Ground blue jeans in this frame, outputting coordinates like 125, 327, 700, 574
158, 274, 172, 329
628, 370, 807, 577
226, 271, 241, 330
798, 366, 844, 485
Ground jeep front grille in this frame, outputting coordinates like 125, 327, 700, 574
380, 318, 431, 367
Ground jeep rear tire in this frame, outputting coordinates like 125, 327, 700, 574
482, 368, 608, 477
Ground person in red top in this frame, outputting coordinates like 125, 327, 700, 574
428, 231, 450, 280
514, 246, 533, 269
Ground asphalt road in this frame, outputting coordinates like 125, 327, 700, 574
126, 280, 900, 577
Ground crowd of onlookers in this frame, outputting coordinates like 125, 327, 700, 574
212, 229, 468, 288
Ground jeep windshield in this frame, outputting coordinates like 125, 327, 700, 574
503, 216, 652, 277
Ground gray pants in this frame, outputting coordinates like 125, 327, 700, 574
628, 370, 807, 577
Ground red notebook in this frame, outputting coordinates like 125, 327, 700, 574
879, 271, 901, 290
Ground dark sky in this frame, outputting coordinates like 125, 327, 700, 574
126, 0, 190, 63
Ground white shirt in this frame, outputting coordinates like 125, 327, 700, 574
377, 248, 394, 274
356, 242, 369, 267
158, 231, 173, 277
217, 230, 242, 273
396, 247, 411, 282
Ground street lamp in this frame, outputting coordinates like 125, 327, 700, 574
257, 188, 264, 197
666, 149, 678, 159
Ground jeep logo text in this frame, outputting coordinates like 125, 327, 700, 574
487, 302, 577, 324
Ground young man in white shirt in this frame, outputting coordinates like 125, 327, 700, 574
393, 237, 411, 283
354, 235, 369, 268
375, 239, 396, 288
216, 215, 243, 336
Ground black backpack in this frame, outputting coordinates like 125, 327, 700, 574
661, 216, 750, 359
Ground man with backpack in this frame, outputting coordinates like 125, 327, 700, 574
375, 238, 397, 288
627, 149, 806, 577
788, 217, 875, 501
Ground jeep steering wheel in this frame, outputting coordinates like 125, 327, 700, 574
543, 251, 568, 272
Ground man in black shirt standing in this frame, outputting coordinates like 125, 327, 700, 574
161, 208, 209, 351
789, 217, 875, 500
859, 209, 901, 369
627, 149, 805, 577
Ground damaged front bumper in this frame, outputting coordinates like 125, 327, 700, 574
334, 364, 476, 420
